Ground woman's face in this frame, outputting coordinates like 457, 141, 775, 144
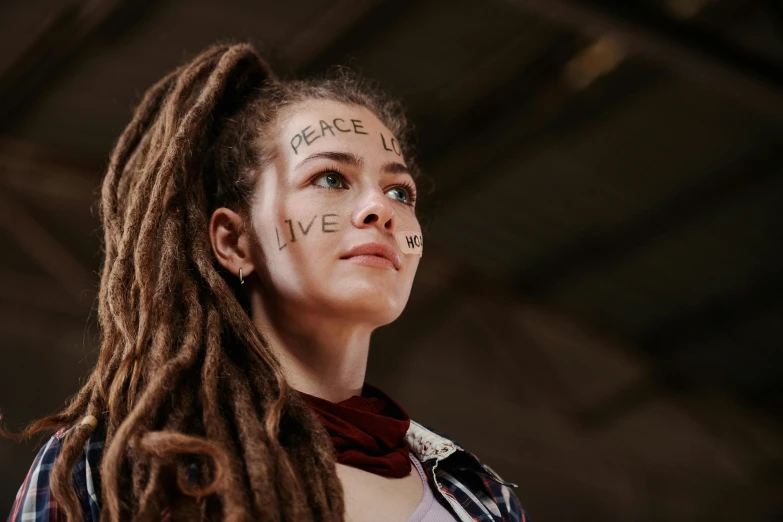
247, 100, 422, 327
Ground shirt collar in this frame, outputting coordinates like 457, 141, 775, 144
405, 418, 462, 462
405, 418, 519, 488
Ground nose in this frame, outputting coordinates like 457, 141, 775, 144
351, 190, 396, 234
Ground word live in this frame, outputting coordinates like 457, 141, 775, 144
276, 213, 339, 251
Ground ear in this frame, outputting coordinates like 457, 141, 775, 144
209, 207, 256, 280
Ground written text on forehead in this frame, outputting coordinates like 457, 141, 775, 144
290, 117, 402, 157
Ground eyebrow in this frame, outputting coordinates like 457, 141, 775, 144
295, 151, 412, 178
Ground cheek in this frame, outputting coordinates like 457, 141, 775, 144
269, 212, 343, 251
397, 210, 422, 232
252, 188, 342, 256
258, 210, 347, 289
394, 214, 423, 257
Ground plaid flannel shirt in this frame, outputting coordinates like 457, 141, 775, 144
7, 415, 530, 522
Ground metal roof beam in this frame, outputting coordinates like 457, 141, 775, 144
513, 139, 783, 296
0, 0, 160, 133
298, 0, 417, 75
0, 188, 93, 306
502, 0, 783, 117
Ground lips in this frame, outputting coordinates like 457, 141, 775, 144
340, 242, 401, 270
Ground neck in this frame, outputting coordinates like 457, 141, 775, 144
249, 289, 374, 403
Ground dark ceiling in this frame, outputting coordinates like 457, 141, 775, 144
1, 0, 782, 520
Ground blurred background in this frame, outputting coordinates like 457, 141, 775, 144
1, 0, 782, 520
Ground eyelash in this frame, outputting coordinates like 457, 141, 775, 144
310, 167, 418, 207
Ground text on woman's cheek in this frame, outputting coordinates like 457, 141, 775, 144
275, 213, 339, 251
395, 231, 423, 256
273, 214, 422, 257
289, 117, 401, 157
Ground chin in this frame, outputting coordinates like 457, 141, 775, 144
332, 290, 407, 325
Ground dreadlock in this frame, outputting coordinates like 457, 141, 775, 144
1, 41, 420, 521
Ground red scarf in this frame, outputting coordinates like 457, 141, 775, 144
296, 382, 412, 478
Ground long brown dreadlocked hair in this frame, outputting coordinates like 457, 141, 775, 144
2, 42, 420, 521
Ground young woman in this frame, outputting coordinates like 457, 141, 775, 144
4, 43, 529, 522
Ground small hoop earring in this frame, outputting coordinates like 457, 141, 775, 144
239, 267, 244, 285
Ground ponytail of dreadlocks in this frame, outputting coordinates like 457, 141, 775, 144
1, 41, 420, 522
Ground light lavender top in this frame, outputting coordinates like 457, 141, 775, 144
407, 453, 461, 522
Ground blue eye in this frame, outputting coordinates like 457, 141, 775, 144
386, 183, 417, 207
386, 187, 409, 204
313, 171, 345, 189
311, 169, 417, 207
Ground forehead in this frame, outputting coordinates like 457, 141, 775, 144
276, 99, 403, 161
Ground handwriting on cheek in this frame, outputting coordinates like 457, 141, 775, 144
275, 213, 340, 250
289, 117, 402, 157
395, 231, 423, 256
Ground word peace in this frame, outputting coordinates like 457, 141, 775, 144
289, 117, 402, 157
290, 118, 367, 155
